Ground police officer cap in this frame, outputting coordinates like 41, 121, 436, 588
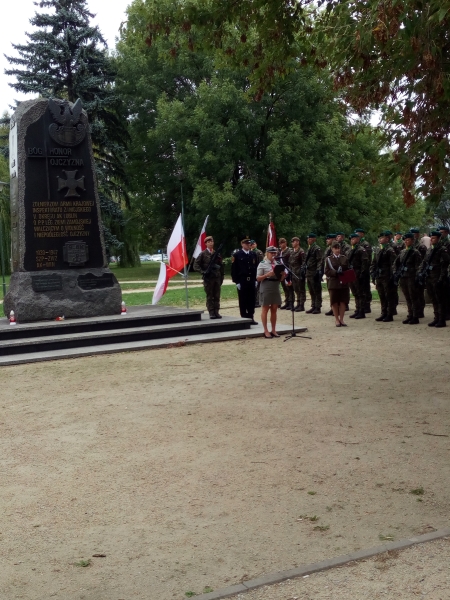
291, 236, 300, 242
409, 227, 420, 233
266, 246, 278, 253
439, 225, 450, 232
241, 237, 251, 243
307, 233, 317, 238
204, 235, 213, 243
335, 231, 345, 236
403, 233, 414, 239
430, 230, 442, 237
326, 233, 337, 239
349, 232, 360, 239
354, 228, 365, 233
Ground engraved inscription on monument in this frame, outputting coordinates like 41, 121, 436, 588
31, 274, 63, 293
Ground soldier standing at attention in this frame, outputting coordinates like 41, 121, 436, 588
250, 240, 264, 308
393, 232, 405, 253
194, 236, 225, 319
410, 227, 427, 318
347, 232, 370, 319
393, 233, 422, 324
370, 231, 397, 322
323, 234, 337, 316
355, 228, 373, 313
289, 236, 306, 311
304, 233, 323, 314
438, 226, 450, 319
231, 237, 258, 324
386, 230, 399, 314
278, 238, 293, 310
336, 232, 351, 256
419, 231, 450, 327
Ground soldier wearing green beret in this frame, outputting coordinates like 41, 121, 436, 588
370, 231, 397, 321
304, 233, 323, 314
323, 234, 337, 316
410, 228, 427, 318
393, 233, 422, 324
347, 233, 370, 319
289, 237, 306, 311
355, 228, 373, 313
336, 232, 351, 256
194, 236, 225, 319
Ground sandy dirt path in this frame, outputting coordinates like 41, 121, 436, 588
0, 301, 449, 600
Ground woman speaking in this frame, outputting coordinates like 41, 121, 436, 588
256, 246, 285, 339
324, 241, 351, 327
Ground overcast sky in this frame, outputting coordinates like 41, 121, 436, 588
0, 0, 131, 115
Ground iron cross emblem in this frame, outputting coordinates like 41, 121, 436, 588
57, 170, 85, 197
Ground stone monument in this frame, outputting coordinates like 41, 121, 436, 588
4, 98, 122, 322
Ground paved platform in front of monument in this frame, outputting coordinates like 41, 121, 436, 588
0, 305, 307, 365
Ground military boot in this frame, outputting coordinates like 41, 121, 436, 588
311, 308, 321, 314
375, 314, 387, 322
409, 317, 420, 324
305, 307, 315, 314
349, 311, 359, 318
355, 310, 366, 319
209, 312, 217, 319
365, 306, 372, 314
325, 309, 333, 316
428, 318, 438, 327
402, 316, 411, 324
294, 303, 305, 312
215, 311, 223, 319
382, 315, 394, 322
435, 315, 446, 328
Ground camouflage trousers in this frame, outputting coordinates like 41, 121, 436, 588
362, 274, 372, 310
349, 277, 366, 312
281, 279, 292, 304
306, 274, 322, 309
203, 277, 222, 313
376, 278, 396, 316
427, 277, 447, 320
400, 277, 421, 318
292, 274, 306, 306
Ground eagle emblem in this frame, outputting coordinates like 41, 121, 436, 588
48, 98, 86, 147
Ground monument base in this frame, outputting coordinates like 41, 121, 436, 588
4, 268, 122, 323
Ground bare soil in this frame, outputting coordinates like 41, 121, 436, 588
1, 300, 449, 600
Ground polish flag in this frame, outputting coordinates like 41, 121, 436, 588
193, 215, 209, 258
267, 220, 277, 248
152, 215, 188, 305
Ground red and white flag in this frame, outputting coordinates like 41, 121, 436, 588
267, 220, 277, 248
152, 214, 188, 305
192, 215, 209, 258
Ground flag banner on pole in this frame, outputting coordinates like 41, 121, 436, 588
152, 214, 188, 305
193, 215, 209, 258
167, 214, 188, 274
267, 220, 277, 248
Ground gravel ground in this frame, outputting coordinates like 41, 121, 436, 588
0, 299, 449, 600
233, 537, 450, 600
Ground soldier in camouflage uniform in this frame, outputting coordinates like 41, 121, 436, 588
386, 230, 399, 315
193, 236, 225, 319
289, 236, 306, 311
347, 233, 370, 319
250, 240, 264, 307
370, 231, 397, 321
304, 233, 323, 314
336, 232, 351, 256
410, 228, 428, 318
393, 232, 406, 254
393, 233, 422, 324
418, 231, 450, 327
438, 226, 450, 319
323, 234, 337, 316
355, 228, 373, 313
278, 238, 293, 309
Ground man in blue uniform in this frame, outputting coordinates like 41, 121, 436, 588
231, 237, 258, 324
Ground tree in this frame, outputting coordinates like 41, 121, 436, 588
0, 115, 11, 276
4, 0, 135, 264
117, 8, 424, 252
139, 0, 450, 205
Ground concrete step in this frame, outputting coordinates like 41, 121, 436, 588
0, 323, 309, 366
0, 315, 252, 356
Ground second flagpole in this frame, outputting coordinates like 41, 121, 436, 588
180, 182, 189, 309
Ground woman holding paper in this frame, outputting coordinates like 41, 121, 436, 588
324, 241, 351, 327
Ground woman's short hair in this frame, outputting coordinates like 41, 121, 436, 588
331, 241, 341, 249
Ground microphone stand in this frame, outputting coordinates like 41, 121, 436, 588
277, 258, 312, 342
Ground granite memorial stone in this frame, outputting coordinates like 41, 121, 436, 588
4, 98, 122, 322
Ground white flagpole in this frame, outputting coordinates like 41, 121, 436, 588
180, 184, 189, 309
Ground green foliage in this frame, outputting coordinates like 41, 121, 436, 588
117, 12, 423, 251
